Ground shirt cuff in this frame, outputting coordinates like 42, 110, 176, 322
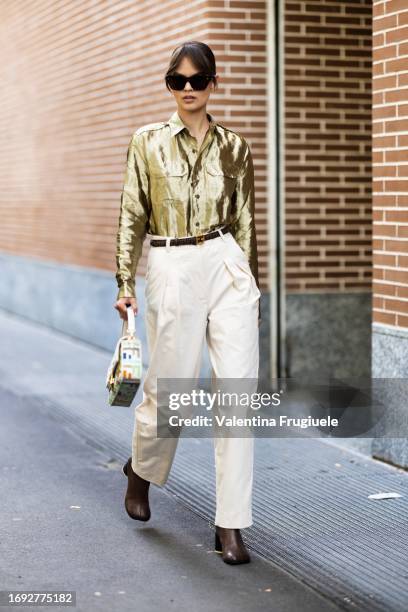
117, 282, 136, 300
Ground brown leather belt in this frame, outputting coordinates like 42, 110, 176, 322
150, 225, 230, 247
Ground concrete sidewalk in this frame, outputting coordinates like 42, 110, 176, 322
0, 387, 341, 612
0, 308, 407, 612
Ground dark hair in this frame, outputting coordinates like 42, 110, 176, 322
165, 41, 217, 91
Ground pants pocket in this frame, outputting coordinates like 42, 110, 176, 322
223, 257, 261, 300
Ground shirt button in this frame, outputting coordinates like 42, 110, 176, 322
195, 222, 200, 226
195, 194, 200, 199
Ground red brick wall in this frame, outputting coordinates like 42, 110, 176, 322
284, 0, 372, 292
206, 0, 268, 285
373, 0, 408, 328
0, 0, 268, 291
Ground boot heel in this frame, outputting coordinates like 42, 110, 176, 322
214, 531, 222, 552
122, 458, 130, 477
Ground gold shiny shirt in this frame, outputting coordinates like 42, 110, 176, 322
115, 110, 260, 306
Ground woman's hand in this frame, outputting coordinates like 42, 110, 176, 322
114, 297, 138, 321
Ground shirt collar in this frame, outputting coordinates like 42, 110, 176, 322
168, 110, 217, 137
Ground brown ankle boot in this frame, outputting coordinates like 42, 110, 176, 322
214, 526, 251, 564
122, 457, 151, 521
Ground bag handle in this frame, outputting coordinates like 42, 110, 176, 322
121, 305, 136, 338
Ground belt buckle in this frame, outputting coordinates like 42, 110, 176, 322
196, 233, 205, 246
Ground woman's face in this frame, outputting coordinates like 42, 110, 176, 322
168, 56, 217, 113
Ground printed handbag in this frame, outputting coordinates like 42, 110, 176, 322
106, 306, 142, 407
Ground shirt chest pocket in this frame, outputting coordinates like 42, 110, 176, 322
206, 162, 238, 200
149, 162, 188, 203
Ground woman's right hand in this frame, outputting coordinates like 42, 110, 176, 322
114, 297, 138, 321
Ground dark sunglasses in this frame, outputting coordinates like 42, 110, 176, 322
165, 72, 215, 91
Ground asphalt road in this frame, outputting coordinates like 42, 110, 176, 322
0, 384, 340, 612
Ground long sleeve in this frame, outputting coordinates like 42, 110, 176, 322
115, 133, 150, 300
231, 140, 261, 320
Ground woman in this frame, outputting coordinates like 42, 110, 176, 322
114, 41, 261, 565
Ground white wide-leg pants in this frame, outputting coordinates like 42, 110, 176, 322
131, 228, 260, 528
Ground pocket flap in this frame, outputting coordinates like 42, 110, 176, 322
150, 162, 188, 177
206, 162, 237, 178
